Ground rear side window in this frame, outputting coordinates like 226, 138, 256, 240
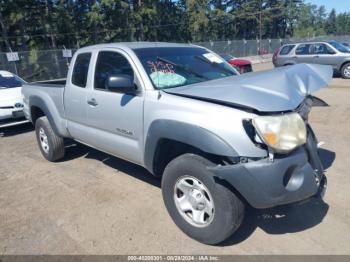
72, 53, 91, 87
295, 44, 313, 55
280, 45, 295, 55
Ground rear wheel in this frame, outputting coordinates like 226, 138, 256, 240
161, 153, 245, 245
341, 63, 350, 79
35, 116, 65, 162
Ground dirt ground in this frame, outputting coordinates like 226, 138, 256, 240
0, 63, 349, 255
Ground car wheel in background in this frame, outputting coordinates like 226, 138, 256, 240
161, 153, 245, 245
341, 63, 350, 79
35, 116, 65, 162
340, 63, 350, 79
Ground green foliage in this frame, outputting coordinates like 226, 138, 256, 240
0, 0, 349, 52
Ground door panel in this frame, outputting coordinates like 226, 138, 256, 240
312, 43, 338, 68
64, 52, 92, 141
85, 50, 144, 165
86, 92, 144, 164
295, 43, 314, 64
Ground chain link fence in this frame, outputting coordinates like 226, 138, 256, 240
0, 40, 284, 82
0, 49, 74, 82
194, 39, 284, 57
1, 35, 350, 82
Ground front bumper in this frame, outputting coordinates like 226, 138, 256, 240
210, 134, 326, 209
0, 108, 28, 128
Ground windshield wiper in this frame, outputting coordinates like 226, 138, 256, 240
156, 57, 209, 80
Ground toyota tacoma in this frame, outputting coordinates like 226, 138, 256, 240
22, 42, 330, 245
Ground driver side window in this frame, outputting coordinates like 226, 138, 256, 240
94, 51, 134, 90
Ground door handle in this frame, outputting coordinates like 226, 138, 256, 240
314, 55, 320, 58
87, 98, 98, 106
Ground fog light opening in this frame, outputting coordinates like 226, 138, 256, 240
283, 166, 304, 192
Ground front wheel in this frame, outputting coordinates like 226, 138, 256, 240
35, 116, 65, 162
341, 63, 350, 79
161, 154, 245, 245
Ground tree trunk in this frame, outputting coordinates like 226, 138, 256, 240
0, 12, 12, 52
138, 0, 144, 41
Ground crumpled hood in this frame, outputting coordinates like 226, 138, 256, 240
0, 87, 22, 105
164, 64, 333, 112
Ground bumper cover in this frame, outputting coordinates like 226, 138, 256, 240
0, 108, 28, 128
210, 142, 325, 209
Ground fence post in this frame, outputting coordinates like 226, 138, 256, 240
243, 39, 247, 57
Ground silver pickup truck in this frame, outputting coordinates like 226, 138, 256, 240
23, 42, 331, 245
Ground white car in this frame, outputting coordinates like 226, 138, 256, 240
0, 70, 28, 128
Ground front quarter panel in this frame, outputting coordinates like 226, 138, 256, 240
143, 91, 267, 172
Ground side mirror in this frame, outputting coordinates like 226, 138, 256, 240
106, 74, 137, 94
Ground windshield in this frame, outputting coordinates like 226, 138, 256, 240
133, 47, 238, 90
328, 41, 350, 53
0, 72, 24, 89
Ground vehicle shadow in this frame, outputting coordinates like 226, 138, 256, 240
0, 122, 34, 137
220, 197, 329, 246
62, 141, 161, 188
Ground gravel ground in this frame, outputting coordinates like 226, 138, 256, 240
0, 63, 349, 255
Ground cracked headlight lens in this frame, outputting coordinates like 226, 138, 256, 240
252, 113, 307, 153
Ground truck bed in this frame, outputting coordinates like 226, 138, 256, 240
22, 80, 66, 126
26, 78, 66, 87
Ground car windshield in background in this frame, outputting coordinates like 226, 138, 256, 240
0, 75, 24, 89
133, 47, 238, 89
328, 41, 350, 53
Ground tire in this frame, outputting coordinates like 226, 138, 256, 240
161, 153, 245, 245
341, 63, 350, 79
35, 116, 65, 162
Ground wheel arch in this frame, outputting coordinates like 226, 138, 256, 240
144, 120, 239, 176
29, 96, 67, 137
340, 60, 350, 71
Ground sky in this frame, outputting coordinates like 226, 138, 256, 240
307, 0, 350, 13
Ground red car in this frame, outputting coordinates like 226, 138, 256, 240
221, 54, 253, 74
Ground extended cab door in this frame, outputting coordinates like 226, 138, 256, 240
64, 52, 93, 140
84, 49, 145, 165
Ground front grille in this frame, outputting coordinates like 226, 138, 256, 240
0, 106, 14, 109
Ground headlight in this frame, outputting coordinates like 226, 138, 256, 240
252, 113, 307, 153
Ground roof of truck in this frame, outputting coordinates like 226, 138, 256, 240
77, 42, 199, 52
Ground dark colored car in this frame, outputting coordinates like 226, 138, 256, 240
221, 54, 253, 73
